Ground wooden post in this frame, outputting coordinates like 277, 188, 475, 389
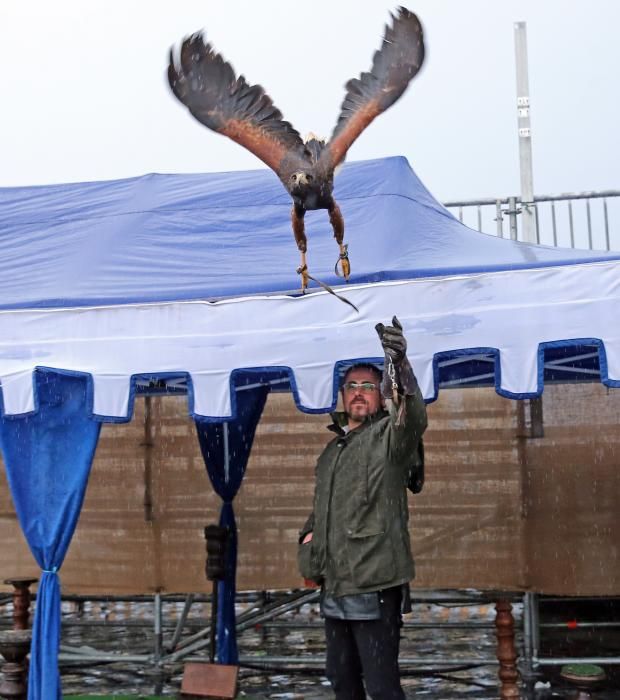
495, 599, 521, 699
0, 629, 32, 699
3, 578, 37, 631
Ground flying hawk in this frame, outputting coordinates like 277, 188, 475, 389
168, 7, 425, 292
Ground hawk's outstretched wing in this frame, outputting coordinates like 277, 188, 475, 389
168, 34, 307, 175
320, 7, 425, 171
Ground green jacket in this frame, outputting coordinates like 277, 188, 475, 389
298, 387, 427, 597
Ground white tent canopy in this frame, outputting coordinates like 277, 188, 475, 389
1, 260, 619, 420
1, 156, 618, 420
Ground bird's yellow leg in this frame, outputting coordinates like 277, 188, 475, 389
296, 251, 309, 293
329, 203, 350, 281
292, 204, 309, 293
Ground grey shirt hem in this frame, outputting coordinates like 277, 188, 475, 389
321, 584, 411, 620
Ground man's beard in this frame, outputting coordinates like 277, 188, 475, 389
348, 400, 374, 420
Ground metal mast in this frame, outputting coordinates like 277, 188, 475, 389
514, 22, 537, 244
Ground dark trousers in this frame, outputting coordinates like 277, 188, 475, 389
324, 587, 405, 700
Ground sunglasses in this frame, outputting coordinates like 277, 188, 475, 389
343, 381, 379, 393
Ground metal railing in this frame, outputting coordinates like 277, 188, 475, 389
8, 589, 515, 680
443, 190, 620, 252
522, 592, 620, 671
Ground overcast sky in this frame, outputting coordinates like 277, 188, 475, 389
1, 0, 618, 202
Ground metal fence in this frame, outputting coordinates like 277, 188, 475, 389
443, 190, 620, 252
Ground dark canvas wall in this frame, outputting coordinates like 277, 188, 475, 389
0, 385, 618, 595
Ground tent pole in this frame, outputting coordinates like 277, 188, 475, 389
154, 591, 162, 662
223, 422, 230, 484
143, 396, 154, 522
209, 581, 218, 663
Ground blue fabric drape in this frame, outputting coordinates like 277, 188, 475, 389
195, 386, 268, 664
0, 372, 101, 700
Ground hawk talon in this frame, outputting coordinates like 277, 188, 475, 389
334, 245, 351, 281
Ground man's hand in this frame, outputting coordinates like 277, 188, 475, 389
375, 316, 407, 364
300, 531, 317, 588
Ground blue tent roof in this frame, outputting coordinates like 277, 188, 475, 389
1, 156, 618, 311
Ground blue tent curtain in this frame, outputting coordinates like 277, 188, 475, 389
195, 385, 269, 664
0, 371, 101, 700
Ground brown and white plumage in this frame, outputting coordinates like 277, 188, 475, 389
168, 7, 425, 291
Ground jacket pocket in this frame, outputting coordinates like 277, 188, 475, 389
298, 542, 320, 583
346, 528, 395, 588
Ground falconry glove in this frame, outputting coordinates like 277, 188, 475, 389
376, 317, 425, 488
375, 316, 418, 403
